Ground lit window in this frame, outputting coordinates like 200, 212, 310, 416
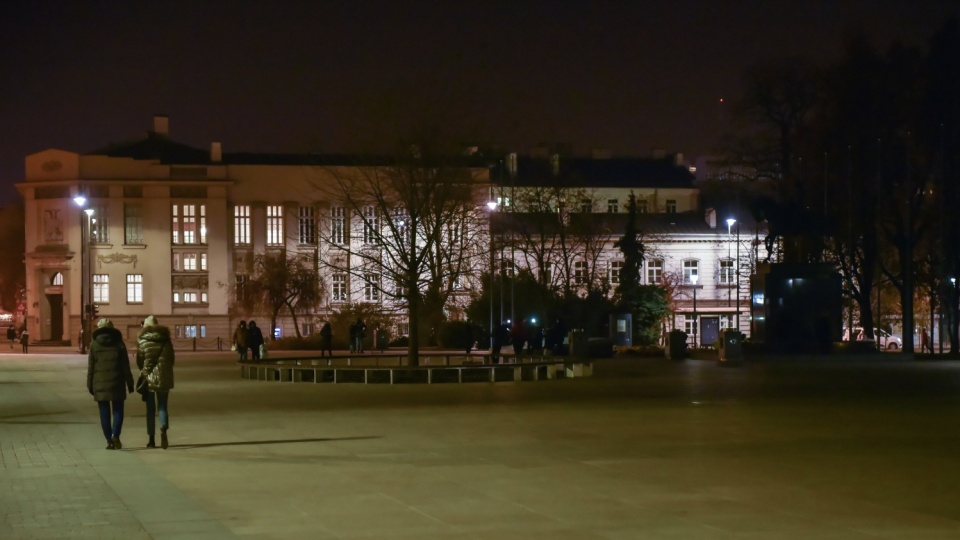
684, 315, 697, 340
720, 314, 734, 330
172, 204, 205, 244
267, 205, 284, 245
90, 204, 109, 243
93, 274, 109, 303
683, 260, 699, 284
126, 274, 143, 303
719, 259, 735, 285
332, 274, 347, 302
52, 272, 64, 286
234, 205, 250, 245
184, 325, 197, 338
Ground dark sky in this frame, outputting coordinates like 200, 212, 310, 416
1, 0, 957, 205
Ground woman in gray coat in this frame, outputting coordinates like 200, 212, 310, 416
87, 319, 134, 450
137, 315, 175, 449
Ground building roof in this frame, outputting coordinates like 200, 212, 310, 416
89, 133, 490, 168
491, 156, 695, 189
493, 211, 760, 237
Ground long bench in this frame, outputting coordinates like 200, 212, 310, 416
238, 352, 593, 384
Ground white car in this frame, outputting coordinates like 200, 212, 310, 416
845, 327, 902, 350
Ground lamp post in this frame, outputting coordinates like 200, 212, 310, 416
726, 218, 735, 310
73, 195, 91, 353
487, 199, 498, 351
691, 273, 699, 348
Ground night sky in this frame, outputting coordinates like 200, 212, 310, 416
1, 0, 957, 205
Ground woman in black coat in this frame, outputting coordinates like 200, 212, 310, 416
247, 320, 265, 361
87, 319, 134, 450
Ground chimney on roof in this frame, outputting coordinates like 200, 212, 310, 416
153, 115, 169, 135
210, 142, 222, 163
675, 152, 684, 165
550, 154, 560, 176
705, 207, 717, 228
507, 153, 517, 178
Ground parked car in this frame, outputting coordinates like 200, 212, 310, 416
844, 327, 903, 350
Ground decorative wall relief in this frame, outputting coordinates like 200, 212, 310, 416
173, 275, 209, 290
96, 253, 139, 268
43, 209, 63, 243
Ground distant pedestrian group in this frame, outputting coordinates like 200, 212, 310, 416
232, 320, 265, 361
349, 319, 366, 353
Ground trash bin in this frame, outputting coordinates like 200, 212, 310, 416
568, 329, 588, 357
718, 329, 743, 366
666, 329, 688, 360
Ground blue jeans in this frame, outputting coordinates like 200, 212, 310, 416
97, 400, 125, 441
143, 391, 169, 436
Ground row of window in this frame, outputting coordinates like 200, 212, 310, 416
580, 198, 677, 214
540, 258, 737, 286
86, 197, 682, 248
92, 274, 206, 305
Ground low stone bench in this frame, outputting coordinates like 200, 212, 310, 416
238, 353, 592, 384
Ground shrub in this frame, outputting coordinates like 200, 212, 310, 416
438, 320, 477, 350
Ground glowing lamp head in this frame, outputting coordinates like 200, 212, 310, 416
726, 218, 736, 228
690, 274, 699, 285
73, 195, 87, 207
84, 208, 94, 217
486, 201, 498, 211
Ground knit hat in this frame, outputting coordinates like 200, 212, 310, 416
97, 318, 113, 329
143, 315, 159, 327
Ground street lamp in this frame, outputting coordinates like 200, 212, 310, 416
690, 273, 699, 348
73, 195, 92, 353
726, 218, 735, 309
487, 199, 498, 352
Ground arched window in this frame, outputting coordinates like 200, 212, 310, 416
51, 272, 64, 286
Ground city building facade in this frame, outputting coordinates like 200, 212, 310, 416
18, 117, 759, 349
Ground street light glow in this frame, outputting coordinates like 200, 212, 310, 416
73, 195, 87, 207
486, 201, 498, 210
84, 208, 94, 217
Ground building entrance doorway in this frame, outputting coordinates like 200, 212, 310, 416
45, 293, 63, 341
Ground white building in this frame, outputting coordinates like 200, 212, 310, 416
17, 117, 759, 348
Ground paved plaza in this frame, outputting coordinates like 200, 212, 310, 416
3, 348, 960, 539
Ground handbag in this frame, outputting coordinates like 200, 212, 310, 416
259, 343, 268, 359
231, 343, 237, 352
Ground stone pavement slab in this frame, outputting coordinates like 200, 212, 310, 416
4, 349, 960, 538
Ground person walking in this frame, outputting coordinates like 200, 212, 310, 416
19, 327, 29, 353
7, 325, 16, 349
87, 319, 134, 450
510, 319, 526, 357
136, 315, 174, 449
491, 321, 508, 364
232, 320, 248, 361
247, 320, 265, 361
319, 321, 333, 357
353, 318, 366, 353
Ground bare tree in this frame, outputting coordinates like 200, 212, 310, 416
317, 139, 487, 366
243, 251, 323, 339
